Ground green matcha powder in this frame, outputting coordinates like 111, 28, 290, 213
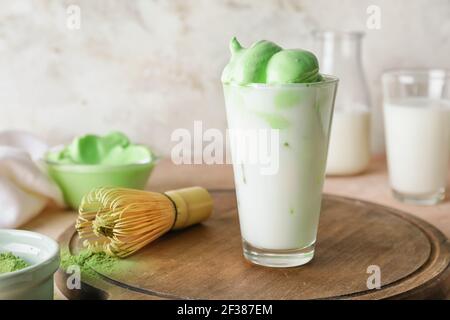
60, 249, 130, 278
0, 252, 29, 274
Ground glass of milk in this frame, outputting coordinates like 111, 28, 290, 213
382, 69, 450, 205
223, 76, 338, 267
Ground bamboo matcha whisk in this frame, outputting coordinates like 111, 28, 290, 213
76, 186, 213, 258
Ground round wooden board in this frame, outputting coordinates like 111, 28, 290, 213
56, 190, 450, 300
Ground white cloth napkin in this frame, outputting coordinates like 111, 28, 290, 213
0, 131, 64, 228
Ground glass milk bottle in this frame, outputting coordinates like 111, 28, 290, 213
315, 31, 371, 175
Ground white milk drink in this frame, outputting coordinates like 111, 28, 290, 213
326, 111, 371, 175
384, 98, 450, 200
223, 81, 336, 257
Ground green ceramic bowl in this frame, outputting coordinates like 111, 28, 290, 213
45, 160, 156, 209
0, 229, 60, 300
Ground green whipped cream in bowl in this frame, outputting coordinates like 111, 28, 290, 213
45, 132, 156, 209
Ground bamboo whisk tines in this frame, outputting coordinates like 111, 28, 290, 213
76, 186, 213, 258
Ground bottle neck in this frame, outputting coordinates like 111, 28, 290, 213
316, 33, 364, 74
315, 32, 370, 110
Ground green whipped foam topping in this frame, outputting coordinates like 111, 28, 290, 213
60, 249, 131, 279
0, 252, 29, 274
46, 132, 153, 165
222, 37, 322, 85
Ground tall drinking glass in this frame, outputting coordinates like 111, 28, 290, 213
223, 77, 338, 267
382, 69, 450, 205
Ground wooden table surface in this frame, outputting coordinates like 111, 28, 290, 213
23, 156, 450, 299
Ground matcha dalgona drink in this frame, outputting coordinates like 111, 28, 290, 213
222, 38, 338, 267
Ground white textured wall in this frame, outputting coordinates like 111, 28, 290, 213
0, 0, 449, 155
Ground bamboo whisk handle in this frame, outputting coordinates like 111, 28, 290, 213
165, 187, 213, 230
